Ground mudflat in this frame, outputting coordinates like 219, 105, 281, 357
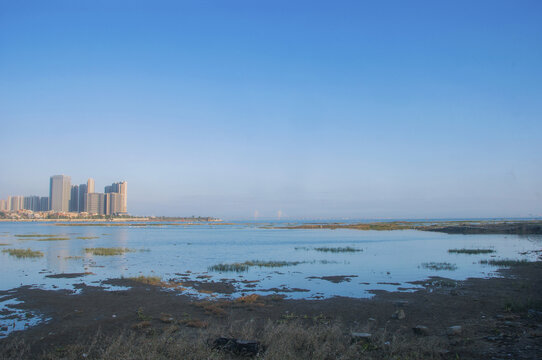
1, 261, 541, 359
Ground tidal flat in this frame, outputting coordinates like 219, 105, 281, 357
0, 220, 541, 358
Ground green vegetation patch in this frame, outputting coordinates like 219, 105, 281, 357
76, 236, 100, 240
420, 262, 458, 271
0, 243, 10, 246
448, 248, 495, 254
314, 246, 362, 253
209, 260, 304, 272
2, 248, 44, 258
36, 237, 70, 241
480, 259, 530, 267
84, 247, 135, 256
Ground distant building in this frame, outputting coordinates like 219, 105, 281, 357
104, 181, 128, 214
86, 192, 105, 215
40, 197, 49, 211
0, 199, 8, 211
8, 196, 24, 211
49, 175, 71, 212
87, 178, 95, 194
69, 185, 79, 212
24, 196, 41, 211
78, 184, 87, 212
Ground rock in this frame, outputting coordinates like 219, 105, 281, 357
392, 309, 405, 320
412, 325, 430, 336
447, 325, 462, 336
351, 332, 371, 342
213, 337, 260, 356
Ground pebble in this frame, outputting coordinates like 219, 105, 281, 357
447, 325, 462, 336
392, 309, 405, 320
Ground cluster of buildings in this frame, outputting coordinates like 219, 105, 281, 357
0, 175, 128, 216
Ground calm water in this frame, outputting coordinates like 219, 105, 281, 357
1, 221, 540, 336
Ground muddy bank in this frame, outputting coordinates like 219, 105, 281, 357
1, 262, 541, 359
279, 220, 542, 235
421, 221, 542, 235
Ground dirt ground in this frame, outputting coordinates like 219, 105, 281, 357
1, 260, 541, 359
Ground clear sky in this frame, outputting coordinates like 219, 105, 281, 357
1, 1, 541, 219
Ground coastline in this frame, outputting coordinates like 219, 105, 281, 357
1, 261, 541, 359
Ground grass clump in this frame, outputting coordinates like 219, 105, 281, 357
208, 263, 249, 272
448, 248, 495, 254
76, 236, 99, 240
85, 247, 135, 256
209, 260, 303, 272
314, 246, 362, 253
129, 276, 163, 286
15, 234, 57, 238
2, 248, 44, 258
420, 262, 458, 271
480, 259, 530, 267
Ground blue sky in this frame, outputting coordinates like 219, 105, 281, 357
1, 1, 541, 219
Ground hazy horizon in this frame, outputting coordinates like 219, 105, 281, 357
1, 1, 541, 219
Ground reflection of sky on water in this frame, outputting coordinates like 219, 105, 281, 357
0, 223, 540, 300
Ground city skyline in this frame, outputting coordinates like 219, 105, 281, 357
1, 1, 541, 219
0, 175, 127, 216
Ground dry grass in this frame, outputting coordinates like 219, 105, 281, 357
2, 248, 44, 258
85, 247, 135, 256
0, 319, 447, 359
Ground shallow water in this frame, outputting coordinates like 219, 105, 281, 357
1, 221, 540, 337
1, 221, 540, 297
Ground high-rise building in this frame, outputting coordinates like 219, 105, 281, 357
86, 192, 105, 215
0, 199, 8, 211
78, 184, 87, 212
49, 175, 71, 212
104, 181, 128, 214
87, 178, 95, 194
69, 185, 79, 212
8, 196, 24, 211
40, 197, 49, 212
24, 196, 41, 211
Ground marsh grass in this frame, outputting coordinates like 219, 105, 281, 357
420, 262, 458, 271
15, 234, 55, 238
0, 243, 10, 246
209, 260, 303, 272
448, 248, 495, 254
480, 259, 530, 267
314, 246, 362, 253
37, 237, 70, 241
76, 236, 99, 240
2, 248, 44, 258
85, 247, 135, 256
128, 275, 163, 286
0, 318, 447, 360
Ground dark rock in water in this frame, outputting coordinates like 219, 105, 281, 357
213, 337, 260, 356
412, 325, 430, 336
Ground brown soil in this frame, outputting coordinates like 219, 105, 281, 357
1, 263, 541, 359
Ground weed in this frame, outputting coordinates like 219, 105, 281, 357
448, 248, 495, 254
209, 260, 303, 272
420, 262, 458, 271
2, 248, 44, 258
480, 259, 530, 266
314, 246, 362, 253
84, 247, 135, 256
